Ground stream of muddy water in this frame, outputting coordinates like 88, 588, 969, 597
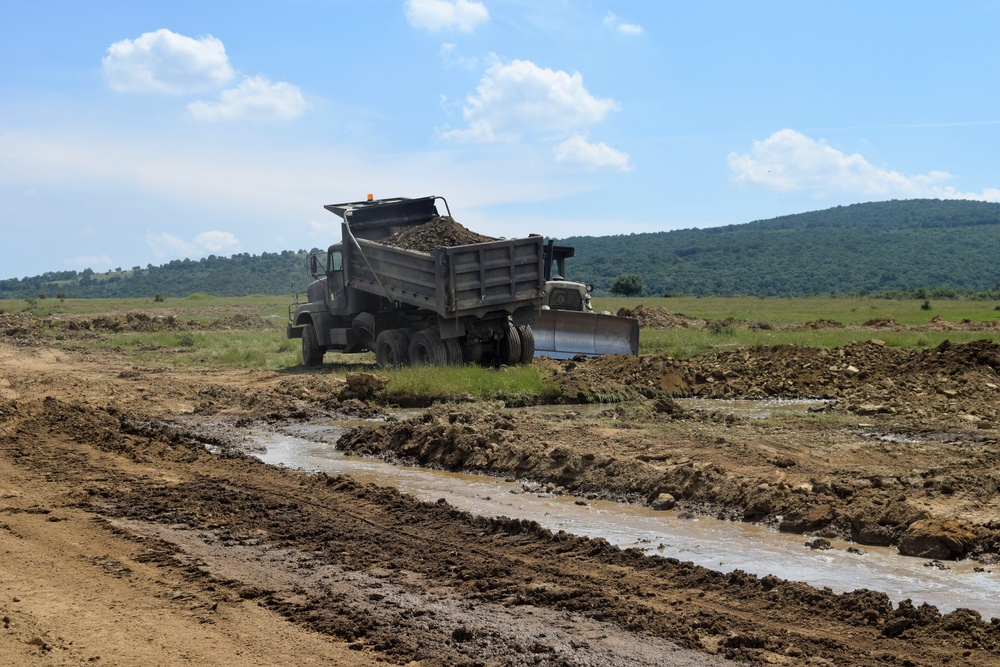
244, 402, 999, 621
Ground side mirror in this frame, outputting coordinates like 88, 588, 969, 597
309, 255, 319, 277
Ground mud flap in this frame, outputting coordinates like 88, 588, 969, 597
531, 310, 639, 359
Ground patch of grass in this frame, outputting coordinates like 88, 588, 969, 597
379, 364, 560, 405
594, 296, 1000, 326
64, 329, 300, 370
639, 326, 1000, 359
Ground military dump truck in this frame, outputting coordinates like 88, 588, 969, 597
287, 195, 543, 368
530, 240, 640, 358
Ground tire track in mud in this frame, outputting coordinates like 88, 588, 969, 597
4, 335, 1000, 665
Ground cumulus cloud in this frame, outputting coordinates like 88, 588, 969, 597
603, 12, 644, 35
405, 0, 489, 32
442, 59, 620, 143
554, 135, 632, 172
728, 129, 1000, 202
102, 28, 234, 94
147, 230, 241, 258
187, 76, 306, 122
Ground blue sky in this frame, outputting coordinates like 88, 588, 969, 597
2, 1, 999, 280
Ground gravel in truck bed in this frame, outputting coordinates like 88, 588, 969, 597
377, 215, 497, 252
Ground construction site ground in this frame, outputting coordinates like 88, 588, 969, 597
2, 306, 1000, 666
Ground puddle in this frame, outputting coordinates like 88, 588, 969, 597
675, 397, 832, 419
249, 422, 1000, 620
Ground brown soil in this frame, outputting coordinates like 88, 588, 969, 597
378, 216, 497, 252
3, 311, 1000, 665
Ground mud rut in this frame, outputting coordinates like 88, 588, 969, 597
3, 312, 1000, 665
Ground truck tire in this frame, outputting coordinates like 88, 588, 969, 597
302, 322, 325, 367
443, 337, 463, 366
409, 328, 449, 366
516, 324, 535, 363
498, 321, 521, 366
375, 329, 410, 368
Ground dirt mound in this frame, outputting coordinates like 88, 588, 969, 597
378, 216, 496, 252
862, 317, 902, 329
616, 305, 707, 329
203, 313, 277, 330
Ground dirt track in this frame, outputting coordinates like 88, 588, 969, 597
3, 310, 1000, 665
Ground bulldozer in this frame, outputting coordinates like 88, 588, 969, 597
531, 240, 640, 358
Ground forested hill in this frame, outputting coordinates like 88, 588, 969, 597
556, 199, 1000, 297
2, 199, 999, 300
0, 251, 314, 301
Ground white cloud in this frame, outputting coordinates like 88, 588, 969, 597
603, 12, 644, 35
439, 43, 479, 69
65, 254, 113, 271
102, 29, 234, 94
441, 59, 620, 143
554, 135, 633, 172
187, 76, 306, 122
147, 230, 241, 258
405, 0, 489, 32
728, 129, 1000, 202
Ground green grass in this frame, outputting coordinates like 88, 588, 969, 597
592, 295, 1000, 326
377, 364, 560, 405
1, 294, 289, 322
67, 329, 301, 370
639, 327, 1000, 359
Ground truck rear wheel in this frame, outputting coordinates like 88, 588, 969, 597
443, 337, 464, 365
516, 324, 535, 363
302, 323, 325, 367
498, 321, 521, 366
375, 329, 410, 368
409, 328, 449, 365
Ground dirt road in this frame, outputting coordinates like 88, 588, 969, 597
2, 311, 1000, 665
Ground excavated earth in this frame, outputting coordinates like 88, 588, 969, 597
3, 308, 1000, 666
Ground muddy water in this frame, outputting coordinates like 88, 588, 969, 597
252, 423, 1000, 620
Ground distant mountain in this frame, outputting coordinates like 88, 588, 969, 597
3, 199, 999, 301
554, 199, 1000, 297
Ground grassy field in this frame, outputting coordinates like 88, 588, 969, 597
592, 295, 1000, 326
6, 294, 1000, 398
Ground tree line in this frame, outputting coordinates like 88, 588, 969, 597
2, 199, 999, 301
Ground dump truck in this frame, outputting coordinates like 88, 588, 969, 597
530, 240, 640, 358
287, 195, 543, 368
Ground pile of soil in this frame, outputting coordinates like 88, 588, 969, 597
616, 305, 707, 329
378, 215, 496, 252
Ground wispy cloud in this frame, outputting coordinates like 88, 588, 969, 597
64, 254, 113, 271
603, 12, 644, 35
102, 29, 234, 94
405, 0, 489, 32
146, 230, 241, 259
187, 76, 306, 122
728, 129, 1000, 202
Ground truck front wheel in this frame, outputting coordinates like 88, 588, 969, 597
302, 323, 325, 367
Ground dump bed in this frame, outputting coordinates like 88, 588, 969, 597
326, 196, 544, 320
345, 231, 545, 320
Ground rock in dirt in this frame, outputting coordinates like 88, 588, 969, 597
898, 519, 976, 559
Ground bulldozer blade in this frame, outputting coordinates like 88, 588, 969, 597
531, 310, 639, 359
